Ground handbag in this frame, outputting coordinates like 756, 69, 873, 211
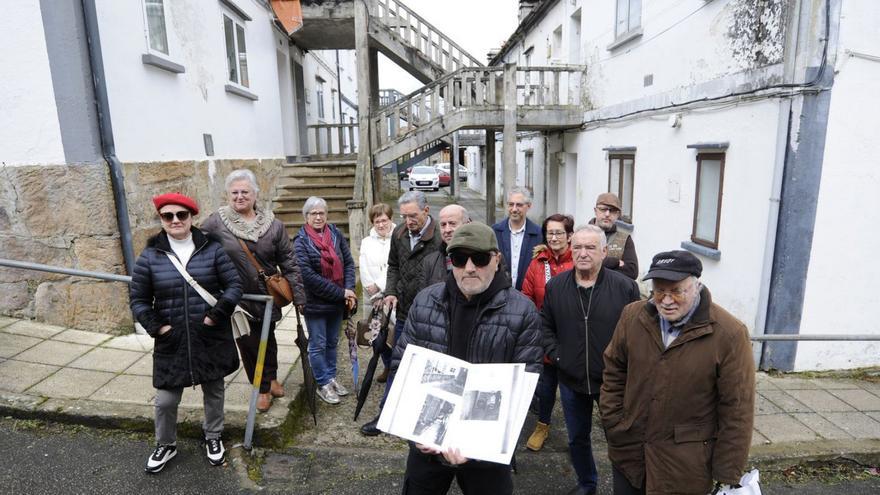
165, 253, 253, 339
357, 305, 391, 348
238, 239, 294, 307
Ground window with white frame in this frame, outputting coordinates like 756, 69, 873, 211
608, 154, 634, 222
316, 78, 326, 119
614, 0, 642, 39
692, 153, 725, 248
144, 0, 169, 54
223, 14, 249, 87
524, 151, 534, 193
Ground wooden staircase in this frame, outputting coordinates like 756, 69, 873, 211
274, 158, 357, 239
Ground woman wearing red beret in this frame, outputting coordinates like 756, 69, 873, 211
130, 192, 243, 473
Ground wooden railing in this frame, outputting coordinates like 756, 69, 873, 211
373, 0, 484, 72
372, 65, 584, 150
308, 123, 358, 156
379, 89, 405, 107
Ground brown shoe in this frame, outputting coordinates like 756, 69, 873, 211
270, 379, 285, 398
257, 393, 272, 412
526, 422, 550, 451
376, 368, 389, 383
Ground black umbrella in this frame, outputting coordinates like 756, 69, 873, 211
353, 306, 391, 421
294, 309, 318, 425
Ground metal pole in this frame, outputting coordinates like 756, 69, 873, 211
243, 298, 275, 450
0, 258, 132, 283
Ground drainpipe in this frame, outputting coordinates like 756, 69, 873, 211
81, 0, 136, 275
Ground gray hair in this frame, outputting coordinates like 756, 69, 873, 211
302, 196, 327, 219
572, 224, 607, 249
507, 186, 532, 205
440, 204, 470, 223
225, 168, 259, 194
398, 190, 428, 209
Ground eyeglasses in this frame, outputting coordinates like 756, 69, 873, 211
449, 250, 494, 268
159, 211, 191, 222
546, 231, 568, 239
307, 211, 326, 217
651, 286, 691, 302
595, 206, 619, 215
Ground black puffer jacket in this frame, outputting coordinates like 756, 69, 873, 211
385, 217, 442, 320
391, 276, 543, 374
542, 267, 640, 395
130, 228, 242, 389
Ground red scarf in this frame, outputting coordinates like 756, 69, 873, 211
304, 225, 344, 288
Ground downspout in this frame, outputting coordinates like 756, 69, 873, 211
81, 0, 136, 275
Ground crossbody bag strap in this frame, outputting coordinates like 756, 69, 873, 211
237, 238, 269, 279
544, 261, 552, 283
165, 252, 253, 319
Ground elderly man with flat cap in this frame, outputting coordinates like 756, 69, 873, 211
392, 222, 543, 495
600, 251, 755, 495
589, 193, 638, 280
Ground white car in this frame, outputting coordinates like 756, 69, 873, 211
436, 162, 468, 182
408, 166, 440, 191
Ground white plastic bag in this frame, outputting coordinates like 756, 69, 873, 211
713, 469, 762, 495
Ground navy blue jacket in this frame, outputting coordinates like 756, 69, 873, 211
129, 228, 242, 389
293, 224, 356, 316
492, 217, 542, 290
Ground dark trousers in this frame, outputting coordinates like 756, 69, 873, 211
536, 363, 558, 424
379, 319, 405, 409
236, 319, 277, 393
559, 383, 600, 491
612, 464, 646, 495
402, 447, 513, 495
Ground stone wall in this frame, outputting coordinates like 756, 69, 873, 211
0, 159, 284, 334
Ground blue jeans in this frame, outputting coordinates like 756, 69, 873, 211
536, 364, 558, 424
379, 319, 405, 409
559, 382, 600, 491
306, 311, 343, 387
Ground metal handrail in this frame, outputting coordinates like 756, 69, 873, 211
0, 257, 276, 450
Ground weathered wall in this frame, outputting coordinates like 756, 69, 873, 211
0, 159, 284, 333
795, 0, 880, 370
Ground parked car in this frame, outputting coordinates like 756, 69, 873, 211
408, 166, 440, 191
436, 162, 468, 182
437, 169, 451, 187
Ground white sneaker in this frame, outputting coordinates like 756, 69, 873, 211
145, 444, 177, 473
205, 438, 225, 466
330, 378, 350, 397
317, 383, 340, 404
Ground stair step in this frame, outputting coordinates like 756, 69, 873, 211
274, 193, 353, 201
283, 160, 357, 168
277, 177, 356, 187
274, 206, 348, 214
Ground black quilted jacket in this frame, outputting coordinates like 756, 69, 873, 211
391, 279, 543, 374
130, 228, 242, 389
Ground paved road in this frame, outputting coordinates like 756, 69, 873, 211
398, 179, 503, 225
3, 416, 879, 494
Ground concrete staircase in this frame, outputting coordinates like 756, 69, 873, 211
274, 158, 357, 239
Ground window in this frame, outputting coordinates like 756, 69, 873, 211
551, 26, 563, 61
145, 0, 169, 54
331, 89, 338, 121
524, 151, 534, 193
223, 14, 249, 87
523, 46, 533, 67
692, 153, 725, 248
316, 78, 325, 119
615, 0, 642, 39
608, 154, 634, 222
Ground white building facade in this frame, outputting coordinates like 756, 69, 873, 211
491, 0, 879, 371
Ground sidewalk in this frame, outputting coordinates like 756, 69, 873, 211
1, 310, 880, 464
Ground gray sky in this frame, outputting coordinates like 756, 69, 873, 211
378, 0, 519, 94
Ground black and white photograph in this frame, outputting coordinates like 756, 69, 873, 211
420, 360, 469, 396
412, 394, 455, 445
460, 390, 503, 421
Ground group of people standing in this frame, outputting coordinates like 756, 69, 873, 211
130, 172, 756, 495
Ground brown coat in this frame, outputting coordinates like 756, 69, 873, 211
600, 287, 755, 494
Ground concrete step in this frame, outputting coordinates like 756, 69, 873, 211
277, 175, 356, 187
275, 185, 355, 198
282, 161, 357, 174
275, 209, 349, 224
274, 194, 352, 211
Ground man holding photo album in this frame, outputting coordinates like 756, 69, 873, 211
391, 222, 543, 495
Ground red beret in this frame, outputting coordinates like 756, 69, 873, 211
152, 193, 200, 215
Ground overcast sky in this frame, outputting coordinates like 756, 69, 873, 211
378, 0, 520, 94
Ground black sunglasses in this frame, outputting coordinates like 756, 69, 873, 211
449, 250, 494, 268
159, 211, 191, 222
